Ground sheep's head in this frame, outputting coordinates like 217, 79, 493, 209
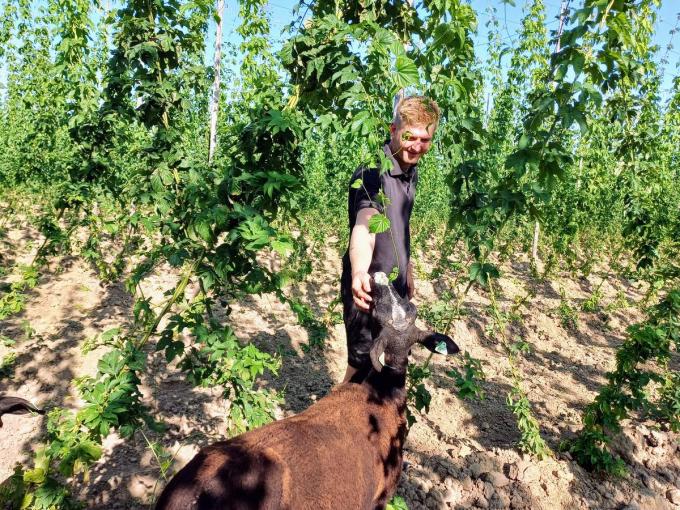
369, 272, 459, 374
371, 272, 417, 332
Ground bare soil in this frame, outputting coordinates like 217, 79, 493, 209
1, 219, 679, 510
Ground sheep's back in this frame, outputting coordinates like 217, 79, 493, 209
156, 383, 406, 510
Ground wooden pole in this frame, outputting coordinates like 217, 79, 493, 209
209, 0, 225, 165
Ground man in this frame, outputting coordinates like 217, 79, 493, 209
340, 95, 440, 383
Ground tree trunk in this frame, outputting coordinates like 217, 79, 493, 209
208, 0, 225, 165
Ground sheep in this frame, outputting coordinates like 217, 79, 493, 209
0, 396, 44, 427
155, 271, 460, 510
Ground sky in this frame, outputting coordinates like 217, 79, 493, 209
1, 1, 678, 100
209, 0, 680, 99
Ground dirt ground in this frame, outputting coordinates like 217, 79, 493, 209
1, 217, 679, 510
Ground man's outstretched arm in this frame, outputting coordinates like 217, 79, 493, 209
349, 207, 379, 311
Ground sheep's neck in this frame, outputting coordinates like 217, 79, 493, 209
364, 366, 407, 405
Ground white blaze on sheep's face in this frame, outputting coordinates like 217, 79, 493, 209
373, 272, 390, 285
373, 272, 409, 331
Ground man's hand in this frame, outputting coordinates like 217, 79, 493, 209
407, 261, 415, 300
351, 270, 372, 312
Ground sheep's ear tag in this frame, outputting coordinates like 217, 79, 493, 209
435, 341, 448, 355
378, 352, 386, 366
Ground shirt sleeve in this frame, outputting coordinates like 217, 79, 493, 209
349, 167, 383, 214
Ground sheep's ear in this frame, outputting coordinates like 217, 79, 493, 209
415, 329, 460, 355
0, 396, 45, 418
369, 334, 387, 373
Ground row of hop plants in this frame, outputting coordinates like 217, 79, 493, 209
0, 0, 678, 508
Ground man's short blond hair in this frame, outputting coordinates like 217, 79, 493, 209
393, 96, 440, 130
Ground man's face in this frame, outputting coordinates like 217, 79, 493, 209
389, 122, 436, 168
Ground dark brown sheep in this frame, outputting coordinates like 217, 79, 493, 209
0, 395, 44, 427
156, 272, 459, 510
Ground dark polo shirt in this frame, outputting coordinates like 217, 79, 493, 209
341, 145, 418, 301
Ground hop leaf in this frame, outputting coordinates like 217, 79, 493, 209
368, 213, 390, 234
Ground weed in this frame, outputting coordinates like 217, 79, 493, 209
0, 334, 15, 347
447, 351, 486, 400
557, 288, 578, 330
655, 370, 680, 432
606, 289, 630, 312
275, 343, 296, 358
488, 281, 550, 458
142, 431, 174, 481
420, 297, 458, 332
0, 352, 17, 379
285, 297, 327, 349
321, 295, 343, 327
566, 290, 680, 474
20, 320, 35, 340
406, 363, 432, 427
387, 496, 409, 510
582, 288, 603, 312
0, 291, 26, 320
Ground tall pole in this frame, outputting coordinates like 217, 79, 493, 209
555, 0, 569, 53
209, 0, 225, 165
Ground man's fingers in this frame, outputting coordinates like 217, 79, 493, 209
352, 284, 372, 303
352, 273, 372, 312
353, 295, 371, 311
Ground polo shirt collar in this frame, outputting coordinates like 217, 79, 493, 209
383, 143, 416, 180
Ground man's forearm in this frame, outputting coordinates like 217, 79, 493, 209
349, 208, 378, 277
349, 226, 375, 276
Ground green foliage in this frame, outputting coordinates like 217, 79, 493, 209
162, 303, 283, 434
0, 351, 16, 380
369, 213, 391, 234
447, 351, 486, 400
557, 288, 579, 331
387, 495, 410, 510
420, 298, 458, 332
656, 370, 680, 432
567, 289, 680, 474
507, 382, 551, 459
0, 264, 40, 320
582, 288, 604, 312
406, 363, 432, 427
468, 262, 500, 288
16, 334, 157, 507
506, 338, 550, 458
0, 0, 679, 503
